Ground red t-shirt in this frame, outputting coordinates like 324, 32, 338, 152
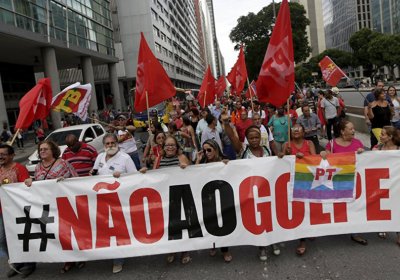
0, 163, 30, 214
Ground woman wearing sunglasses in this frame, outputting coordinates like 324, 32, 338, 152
282, 123, 316, 256
195, 139, 232, 262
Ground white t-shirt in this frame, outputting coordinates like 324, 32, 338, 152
321, 97, 339, 119
93, 150, 137, 175
117, 130, 137, 154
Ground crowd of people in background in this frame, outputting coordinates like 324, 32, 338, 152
1, 81, 400, 277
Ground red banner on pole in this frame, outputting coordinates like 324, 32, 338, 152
227, 46, 248, 95
197, 65, 216, 108
256, 0, 294, 107
15, 78, 52, 130
134, 32, 175, 112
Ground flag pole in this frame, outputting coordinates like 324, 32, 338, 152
247, 78, 254, 112
287, 98, 291, 148
145, 90, 151, 126
8, 129, 20, 146
204, 91, 207, 108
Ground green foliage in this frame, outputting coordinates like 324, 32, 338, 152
229, 2, 311, 80
349, 28, 400, 80
367, 34, 400, 81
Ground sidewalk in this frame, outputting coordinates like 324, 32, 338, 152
13, 140, 37, 163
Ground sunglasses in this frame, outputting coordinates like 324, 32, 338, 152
203, 148, 213, 153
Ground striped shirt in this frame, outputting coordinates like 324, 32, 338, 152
158, 155, 180, 169
62, 142, 98, 176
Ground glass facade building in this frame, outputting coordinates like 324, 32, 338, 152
323, 0, 371, 52
0, 0, 114, 56
371, 0, 400, 34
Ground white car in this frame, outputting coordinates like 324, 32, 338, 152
27, 124, 106, 176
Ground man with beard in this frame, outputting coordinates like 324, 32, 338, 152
62, 134, 98, 177
91, 133, 136, 273
0, 144, 31, 278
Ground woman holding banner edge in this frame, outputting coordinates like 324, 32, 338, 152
322, 120, 367, 245
140, 135, 192, 264
282, 123, 316, 255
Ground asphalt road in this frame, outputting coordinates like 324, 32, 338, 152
1, 232, 400, 279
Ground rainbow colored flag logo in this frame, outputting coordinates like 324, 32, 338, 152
292, 152, 356, 202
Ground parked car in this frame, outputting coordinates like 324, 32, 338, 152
26, 124, 106, 176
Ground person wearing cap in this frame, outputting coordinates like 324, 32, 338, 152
116, 114, 141, 170
332, 87, 346, 119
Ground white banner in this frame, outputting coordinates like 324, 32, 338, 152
1, 151, 400, 263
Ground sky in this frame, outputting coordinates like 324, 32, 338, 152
213, 0, 273, 75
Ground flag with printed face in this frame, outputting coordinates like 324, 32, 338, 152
52, 82, 92, 120
292, 153, 356, 202
15, 78, 52, 130
256, 0, 294, 107
319, 56, 346, 86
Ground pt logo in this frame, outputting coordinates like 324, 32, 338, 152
16, 205, 55, 252
308, 159, 341, 190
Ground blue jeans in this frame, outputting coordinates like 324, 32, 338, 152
0, 214, 8, 258
129, 151, 141, 170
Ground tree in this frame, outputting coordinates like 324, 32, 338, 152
349, 28, 380, 79
229, 2, 311, 80
368, 34, 400, 82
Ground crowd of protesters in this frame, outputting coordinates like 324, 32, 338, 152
1, 81, 400, 277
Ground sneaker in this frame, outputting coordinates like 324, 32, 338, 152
258, 247, 267, 261
7, 262, 22, 278
112, 264, 123, 274
272, 244, 281, 256
20, 265, 36, 279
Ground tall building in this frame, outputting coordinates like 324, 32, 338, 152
111, 0, 224, 97
0, 0, 118, 129
371, 0, 400, 34
292, 0, 326, 58
322, 0, 371, 52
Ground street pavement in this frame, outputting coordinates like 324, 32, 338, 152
1, 233, 400, 279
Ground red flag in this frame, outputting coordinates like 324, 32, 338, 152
244, 80, 257, 99
135, 32, 175, 112
197, 65, 216, 108
15, 78, 52, 130
319, 56, 346, 86
256, 0, 294, 107
227, 46, 248, 95
215, 76, 227, 98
